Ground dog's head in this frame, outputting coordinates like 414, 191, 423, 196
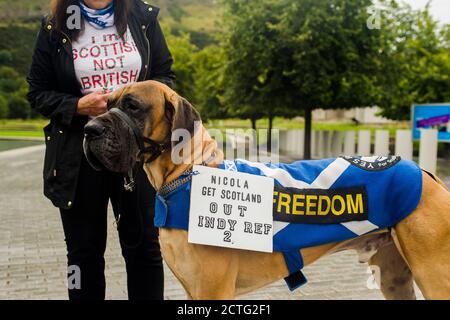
83, 80, 201, 173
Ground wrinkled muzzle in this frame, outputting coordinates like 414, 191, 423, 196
83, 114, 139, 173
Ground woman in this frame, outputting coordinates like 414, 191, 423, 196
27, 0, 175, 300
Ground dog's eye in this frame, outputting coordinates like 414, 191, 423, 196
127, 102, 140, 111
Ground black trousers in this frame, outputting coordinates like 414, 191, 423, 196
60, 157, 164, 300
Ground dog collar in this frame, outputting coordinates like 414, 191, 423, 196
158, 169, 196, 197
158, 151, 218, 197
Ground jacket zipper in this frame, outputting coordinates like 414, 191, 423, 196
141, 23, 151, 81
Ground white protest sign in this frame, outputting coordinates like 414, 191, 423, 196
188, 165, 274, 253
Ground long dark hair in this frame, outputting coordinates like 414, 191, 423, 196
49, 0, 132, 40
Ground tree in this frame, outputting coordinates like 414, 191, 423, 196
193, 44, 268, 130
376, 2, 450, 119
0, 66, 26, 93
220, 0, 299, 150
8, 94, 30, 119
168, 3, 187, 22
0, 50, 13, 66
0, 66, 31, 119
164, 27, 198, 102
221, 0, 385, 158
192, 45, 227, 120
0, 23, 40, 76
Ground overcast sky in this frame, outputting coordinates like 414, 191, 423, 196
403, 0, 450, 23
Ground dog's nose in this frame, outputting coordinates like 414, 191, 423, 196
84, 122, 106, 138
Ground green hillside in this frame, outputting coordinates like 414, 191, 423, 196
0, 0, 220, 42
0, 0, 220, 78
0, 0, 48, 21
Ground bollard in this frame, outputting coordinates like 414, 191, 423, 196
279, 130, 287, 152
208, 128, 224, 153
295, 129, 304, 158
419, 129, 438, 174
316, 131, 325, 158
395, 130, 413, 160
225, 130, 236, 159
291, 130, 299, 155
323, 131, 332, 158
226, 131, 236, 149
343, 131, 356, 156
331, 131, 344, 156
374, 130, 390, 156
286, 130, 295, 154
249, 128, 258, 154
358, 130, 371, 156
310, 130, 318, 159
234, 129, 247, 160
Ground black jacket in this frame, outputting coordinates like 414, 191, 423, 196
27, 0, 176, 209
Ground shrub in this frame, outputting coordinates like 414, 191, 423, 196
8, 94, 30, 119
0, 95, 8, 119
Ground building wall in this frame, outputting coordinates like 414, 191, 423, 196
313, 107, 393, 124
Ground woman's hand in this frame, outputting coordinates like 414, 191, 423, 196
76, 91, 112, 117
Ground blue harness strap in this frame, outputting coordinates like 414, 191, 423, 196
282, 251, 308, 291
154, 180, 192, 230
154, 194, 168, 228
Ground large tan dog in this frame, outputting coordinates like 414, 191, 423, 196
84, 80, 450, 300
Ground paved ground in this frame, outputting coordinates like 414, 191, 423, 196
0, 146, 427, 300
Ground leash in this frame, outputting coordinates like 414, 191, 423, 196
104, 107, 169, 249
114, 168, 145, 250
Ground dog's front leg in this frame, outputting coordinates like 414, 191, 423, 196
160, 229, 239, 300
189, 273, 238, 300
182, 247, 239, 300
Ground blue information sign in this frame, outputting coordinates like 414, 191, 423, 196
412, 104, 450, 142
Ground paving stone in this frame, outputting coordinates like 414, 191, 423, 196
0, 146, 425, 300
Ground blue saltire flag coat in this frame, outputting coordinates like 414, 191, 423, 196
155, 156, 422, 290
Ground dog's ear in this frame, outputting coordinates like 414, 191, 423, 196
171, 97, 201, 133
107, 87, 125, 110
156, 81, 201, 146
165, 95, 201, 146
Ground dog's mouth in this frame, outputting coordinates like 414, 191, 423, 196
83, 137, 105, 171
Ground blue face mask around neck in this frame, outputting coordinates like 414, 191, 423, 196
79, 1, 115, 29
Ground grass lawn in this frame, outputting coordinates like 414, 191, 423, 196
0, 119, 47, 139
0, 118, 411, 139
0, 131, 44, 138
205, 118, 410, 137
